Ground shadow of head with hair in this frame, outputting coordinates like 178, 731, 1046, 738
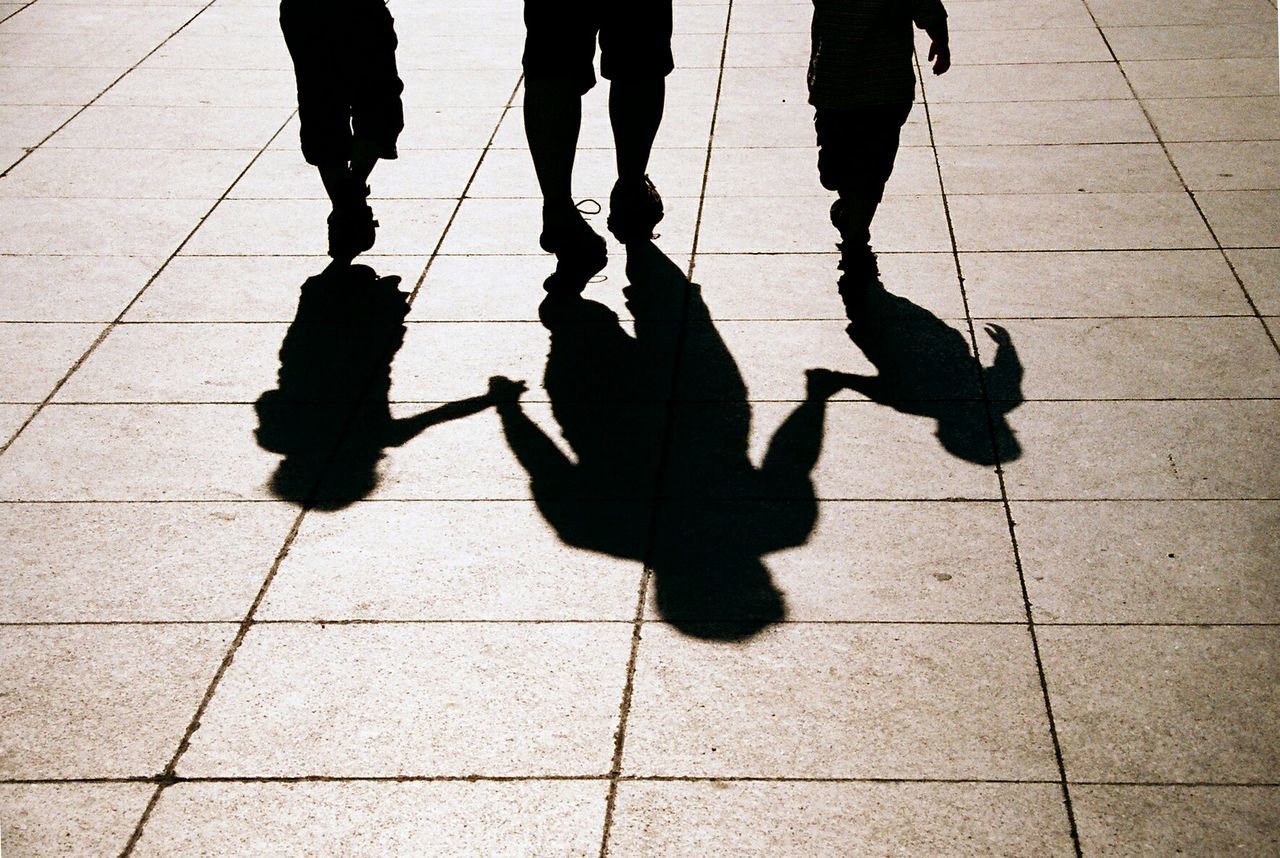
255, 263, 497, 509
829, 276, 1024, 465
491, 242, 842, 641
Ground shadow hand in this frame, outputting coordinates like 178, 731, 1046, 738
984, 323, 1012, 348
487, 375, 527, 404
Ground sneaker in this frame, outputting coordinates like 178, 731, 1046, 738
607, 175, 664, 243
540, 201, 608, 293
327, 198, 377, 261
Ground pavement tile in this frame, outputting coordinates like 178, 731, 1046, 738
0, 501, 294, 622
0, 624, 233, 778
0, 64, 120, 105
706, 146, 940, 198
177, 623, 632, 777
96, 67, 298, 108
0, 784, 153, 858
948, 192, 1214, 251
0, 146, 253, 199
0, 403, 34, 441
230, 149, 482, 201
946, 26, 1111, 64
133, 781, 607, 857
1088, 0, 1270, 27
697, 194, 952, 254
646, 499, 1024, 623
1167, 141, 1280, 191
1102, 23, 1279, 61
0, 322, 101, 401
0, 254, 159, 322
45, 104, 290, 151
977, 317, 1280, 399
1040, 626, 1279, 783
259, 500, 643, 621
1015, 500, 1280, 624
937, 143, 1181, 194
944, 0, 1097, 31
0, 403, 316, 501
0, 197, 210, 255
182, 198, 453, 256
1123, 58, 1280, 99
1002, 400, 1280, 500
960, 250, 1250, 318
53, 322, 287, 403
924, 63, 1131, 103
1225, 248, 1280, 315
1193, 190, 1280, 247
623, 623, 1057, 779
1072, 785, 1280, 856
926, 100, 1157, 146
692, 251, 965, 321
0, 103, 75, 149
610, 781, 1075, 856
145, 32, 293, 70
126, 255, 429, 322
1142, 96, 1280, 143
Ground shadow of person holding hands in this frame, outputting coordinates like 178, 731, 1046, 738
490, 242, 844, 641
255, 263, 499, 509
831, 279, 1024, 465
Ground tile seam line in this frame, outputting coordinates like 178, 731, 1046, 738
596, 2, 736, 854
3, 495, 1277, 504
1078, 0, 1280, 359
4, 620, 1278, 629
0, 0, 39, 26
22, 775, 1280, 787
0, 0, 220, 178
116, 71, 528, 856
916, 46, 1084, 856
25, 396, 1280, 407
0, 10, 270, 462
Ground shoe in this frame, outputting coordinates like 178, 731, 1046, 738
836, 241, 878, 320
829, 198, 847, 231
328, 191, 377, 261
540, 201, 607, 292
607, 175, 664, 243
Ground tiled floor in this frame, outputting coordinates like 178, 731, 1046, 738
1, 0, 1277, 855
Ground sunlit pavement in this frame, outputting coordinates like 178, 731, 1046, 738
1, 0, 1278, 854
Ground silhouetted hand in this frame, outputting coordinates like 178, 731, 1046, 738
984, 323, 1011, 348
487, 375, 528, 404
805, 368, 846, 401
929, 39, 950, 75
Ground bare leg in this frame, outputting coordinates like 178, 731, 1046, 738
524, 80, 582, 210
609, 77, 664, 183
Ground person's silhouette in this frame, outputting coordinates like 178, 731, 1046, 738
521, 1, 673, 292
279, 0, 405, 260
255, 264, 500, 509
490, 243, 843, 640
826, 278, 1023, 465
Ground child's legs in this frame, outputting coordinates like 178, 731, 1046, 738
349, 0, 404, 194
814, 103, 913, 243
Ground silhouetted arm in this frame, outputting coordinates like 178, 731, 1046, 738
912, 0, 950, 74
488, 376, 576, 488
759, 369, 843, 485
385, 394, 496, 448
982, 324, 1023, 414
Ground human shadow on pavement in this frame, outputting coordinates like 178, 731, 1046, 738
490, 241, 843, 641
255, 263, 495, 509
829, 278, 1023, 465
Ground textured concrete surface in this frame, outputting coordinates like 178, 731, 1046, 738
1, 0, 1278, 854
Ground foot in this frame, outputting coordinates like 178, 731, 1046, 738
540, 202, 608, 292
607, 175, 664, 243
327, 190, 377, 261
836, 242, 878, 320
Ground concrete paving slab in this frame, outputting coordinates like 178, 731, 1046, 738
0, 624, 233, 778
259, 500, 643, 621
133, 780, 608, 857
1015, 500, 1280, 624
1142, 96, 1280, 143
926, 99, 1158, 146
1072, 785, 1280, 856
624, 623, 1057, 779
0, 322, 101, 401
610, 781, 1075, 856
1226, 248, 1280, 315
0, 501, 295, 622
1040, 625, 1280, 783
1193, 190, 1280, 247
0, 784, 153, 858
937, 143, 1181, 194
1002, 400, 1280, 499
177, 623, 631, 777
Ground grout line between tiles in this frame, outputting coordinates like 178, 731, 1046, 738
0, 0, 39, 26
917, 44, 1085, 857
3, 619, 1278, 629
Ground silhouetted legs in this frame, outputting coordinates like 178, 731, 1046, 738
610, 78, 664, 183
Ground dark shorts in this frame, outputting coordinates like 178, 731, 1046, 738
523, 0, 675, 95
813, 103, 913, 199
280, 0, 404, 166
